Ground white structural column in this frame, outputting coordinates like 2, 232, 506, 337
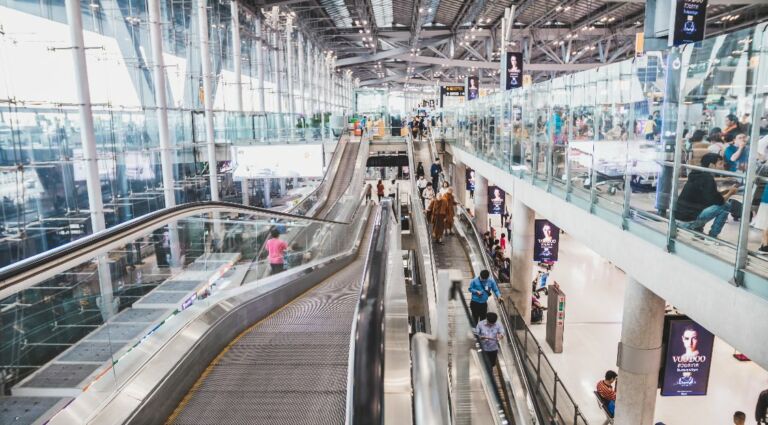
615, 277, 665, 425
65, 0, 114, 319
147, 0, 175, 209
285, 18, 294, 133
65, 0, 105, 232
148, 0, 181, 266
510, 198, 534, 322
196, 0, 219, 200
473, 173, 488, 234
297, 32, 306, 117
231, 0, 243, 112
256, 16, 266, 116
273, 27, 283, 136
452, 161, 467, 207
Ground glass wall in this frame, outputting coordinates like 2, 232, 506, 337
0, 0, 351, 266
441, 23, 768, 287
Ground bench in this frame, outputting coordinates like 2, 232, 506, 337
593, 391, 615, 425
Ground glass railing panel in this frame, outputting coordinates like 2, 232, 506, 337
0, 207, 355, 406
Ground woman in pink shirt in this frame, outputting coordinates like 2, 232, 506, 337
265, 229, 289, 275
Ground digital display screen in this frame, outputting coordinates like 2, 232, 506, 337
487, 185, 505, 215
505, 52, 524, 90
233, 144, 324, 179
660, 318, 714, 396
533, 219, 560, 262
467, 76, 479, 100
672, 0, 708, 46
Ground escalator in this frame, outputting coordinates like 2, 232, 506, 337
165, 207, 376, 424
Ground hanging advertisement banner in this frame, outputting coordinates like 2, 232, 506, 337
660, 318, 715, 396
487, 185, 505, 215
467, 76, 479, 100
465, 168, 475, 195
504, 52, 524, 90
533, 219, 560, 262
671, 0, 708, 46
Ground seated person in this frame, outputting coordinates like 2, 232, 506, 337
674, 153, 738, 238
724, 131, 750, 172
596, 370, 618, 418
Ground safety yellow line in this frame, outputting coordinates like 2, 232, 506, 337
165, 292, 308, 424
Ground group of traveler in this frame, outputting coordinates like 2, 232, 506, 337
674, 113, 768, 253
417, 158, 456, 244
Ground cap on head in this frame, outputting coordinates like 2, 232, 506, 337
480, 270, 490, 279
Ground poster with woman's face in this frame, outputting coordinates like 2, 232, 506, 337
467, 76, 479, 100
661, 319, 714, 396
487, 186, 505, 215
465, 168, 475, 191
533, 219, 560, 262
505, 52, 523, 90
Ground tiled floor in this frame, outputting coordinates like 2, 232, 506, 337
527, 231, 768, 425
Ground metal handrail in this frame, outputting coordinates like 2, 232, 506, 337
348, 201, 391, 424
289, 129, 350, 216
457, 203, 588, 425
0, 201, 346, 300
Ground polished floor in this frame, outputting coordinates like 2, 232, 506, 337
461, 188, 768, 423
528, 230, 768, 424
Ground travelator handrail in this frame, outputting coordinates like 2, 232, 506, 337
347, 201, 392, 424
456, 204, 544, 425
456, 204, 589, 425
0, 201, 345, 301
289, 129, 349, 216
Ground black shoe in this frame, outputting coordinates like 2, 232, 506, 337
758, 245, 768, 254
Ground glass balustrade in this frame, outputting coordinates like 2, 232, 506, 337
438, 22, 768, 289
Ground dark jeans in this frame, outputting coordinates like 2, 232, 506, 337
470, 300, 488, 325
270, 263, 284, 275
483, 350, 498, 369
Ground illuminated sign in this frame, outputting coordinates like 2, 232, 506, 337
233, 144, 324, 178
672, 0, 708, 46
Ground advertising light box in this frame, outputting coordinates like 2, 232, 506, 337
233, 144, 324, 179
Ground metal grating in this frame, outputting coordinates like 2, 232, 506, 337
135, 291, 190, 306
159, 280, 204, 292
85, 323, 150, 342
19, 364, 101, 388
58, 341, 117, 363
0, 397, 66, 425
110, 307, 168, 323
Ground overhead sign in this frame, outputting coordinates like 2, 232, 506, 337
233, 144, 324, 179
504, 52, 523, 90
661, 317, 714, 396
467, 76, 479, 100
465, 168, 475, 193
533, 219, 560, 262
440, 86, 465, 107
672, 0, 708, 46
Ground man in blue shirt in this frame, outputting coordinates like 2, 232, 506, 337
468, 269, 500, 325
723, 131, 749, 172
475, 312, 504, 369
430, 159, 442, 191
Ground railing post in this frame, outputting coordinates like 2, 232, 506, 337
552, 372, 559, 418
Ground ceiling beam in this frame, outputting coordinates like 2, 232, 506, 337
336, 36, 451, 66
392, 54, 602, 71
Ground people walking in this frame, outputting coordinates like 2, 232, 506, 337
430, 193, 449, 243
416, 161, 425, 179
443, 187, 457, 235
417, 175, 428, 197
422, 182, 435, 209
364, 182, 372, 203
430, 158, 442, 190
376, 179, 385, 203
468, 270, 500, 325
265, 228, 289, 275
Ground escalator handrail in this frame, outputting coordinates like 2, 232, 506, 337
288, 130, 349, 216
348, 201, 391, 425
455, 204, 546, 424
0, 201, 345, 300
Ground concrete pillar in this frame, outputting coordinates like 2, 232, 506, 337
241, 179, 249, 206
510, 198, 534, 323
473, 174, 488, 234
279, 178, 286, 197
263, 178, 271, 208
272, 28, 283, 136
452, 161, 467, 207
615, 277, 665, 425
285, 18, 294, 135
297, 32, 306, 117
